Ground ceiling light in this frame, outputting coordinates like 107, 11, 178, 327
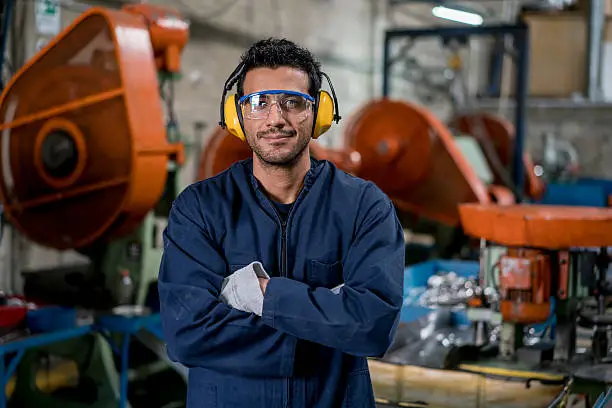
432, 6, 484, 26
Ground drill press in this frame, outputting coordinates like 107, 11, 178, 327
458, 203, 612, 371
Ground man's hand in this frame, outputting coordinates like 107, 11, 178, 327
219, 261, 270, 316
258, 277, 269, 294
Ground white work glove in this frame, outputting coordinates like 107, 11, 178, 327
220, 261, 270, 316
331, 283, 345, 294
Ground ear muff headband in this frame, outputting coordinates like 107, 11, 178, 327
311, 72, 341, 139
219, 64, 341, 142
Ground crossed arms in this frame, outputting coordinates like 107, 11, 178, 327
158, 185, 405, 378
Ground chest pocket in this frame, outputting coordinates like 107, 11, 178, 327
307, 259, 344, 289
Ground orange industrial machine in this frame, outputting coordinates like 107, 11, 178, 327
341, 99, 519, 226
458, 203, 612, 368
0, 4, 186, 251
0, 5, 189, 407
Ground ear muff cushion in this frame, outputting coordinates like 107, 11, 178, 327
313, 90, 334, 139
224, 94, 246, 141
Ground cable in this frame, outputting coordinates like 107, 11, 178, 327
545, 377, 572, 408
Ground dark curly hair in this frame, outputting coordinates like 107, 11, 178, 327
236, 38, 322, 98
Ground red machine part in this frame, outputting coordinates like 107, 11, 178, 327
0, 5, 187, 250
450, 112, 546, 201
343, 99, 497, 226
498, 248, 551, 324
197, 127, 362, 180
198, 127, 252, 180
460, 203, 612, 324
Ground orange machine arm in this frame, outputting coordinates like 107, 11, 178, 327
122, 4, 188, 73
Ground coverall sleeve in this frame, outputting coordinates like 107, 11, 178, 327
261, 184, 405, 357
158, 187, 296, 377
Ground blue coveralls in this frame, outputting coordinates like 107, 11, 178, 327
158, 158, 405, 408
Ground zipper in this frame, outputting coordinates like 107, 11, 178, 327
259, 182, 308, 279
264, 202, 289, 278
285, 377, 291, 408
251, 168, 314, 408
280, 219, 288, 277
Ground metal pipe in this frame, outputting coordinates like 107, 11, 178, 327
587, 0, 605, 101
192, 121, 206, 182
475, 97, 612, 108
594, 387, 612, 408
512, 24, 529, 200
545, 379, 571, 408
383, 31, 391, 97
385, 24, 525, 39
0, 0, 14, 91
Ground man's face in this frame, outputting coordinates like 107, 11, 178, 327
241, 67, 313, 166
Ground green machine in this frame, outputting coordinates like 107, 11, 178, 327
0, 4, 195, 407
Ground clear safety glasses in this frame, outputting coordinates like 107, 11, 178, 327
239, 90, 315, 120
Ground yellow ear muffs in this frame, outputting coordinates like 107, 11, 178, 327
312, 90, 334, 139
223, 94, 246, 141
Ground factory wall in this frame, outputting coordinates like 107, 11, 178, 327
502, 107, 612, 177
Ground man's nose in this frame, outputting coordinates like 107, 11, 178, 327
265, 102, 286, 126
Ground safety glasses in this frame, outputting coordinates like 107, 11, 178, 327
239, 90, 315, 120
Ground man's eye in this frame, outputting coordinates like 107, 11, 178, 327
283, 98, 301, 109
252, 100, 267, 109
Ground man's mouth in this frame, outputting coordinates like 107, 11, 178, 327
260, 132, 294, 140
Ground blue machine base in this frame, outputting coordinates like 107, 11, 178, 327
536, 177, 612, 207
401, 259, 479, 325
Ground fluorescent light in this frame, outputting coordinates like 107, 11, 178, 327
432, 6, 484, 26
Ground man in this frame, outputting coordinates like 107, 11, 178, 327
158, 38, 405, 408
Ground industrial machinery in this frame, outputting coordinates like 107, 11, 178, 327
341, 99, 523, 222
449, 112, 546, 201
454, 203, 612, 405
0, 4, 189, 407
535, 131, 580, 184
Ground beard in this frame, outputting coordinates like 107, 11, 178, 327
248, 128, 311, 168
